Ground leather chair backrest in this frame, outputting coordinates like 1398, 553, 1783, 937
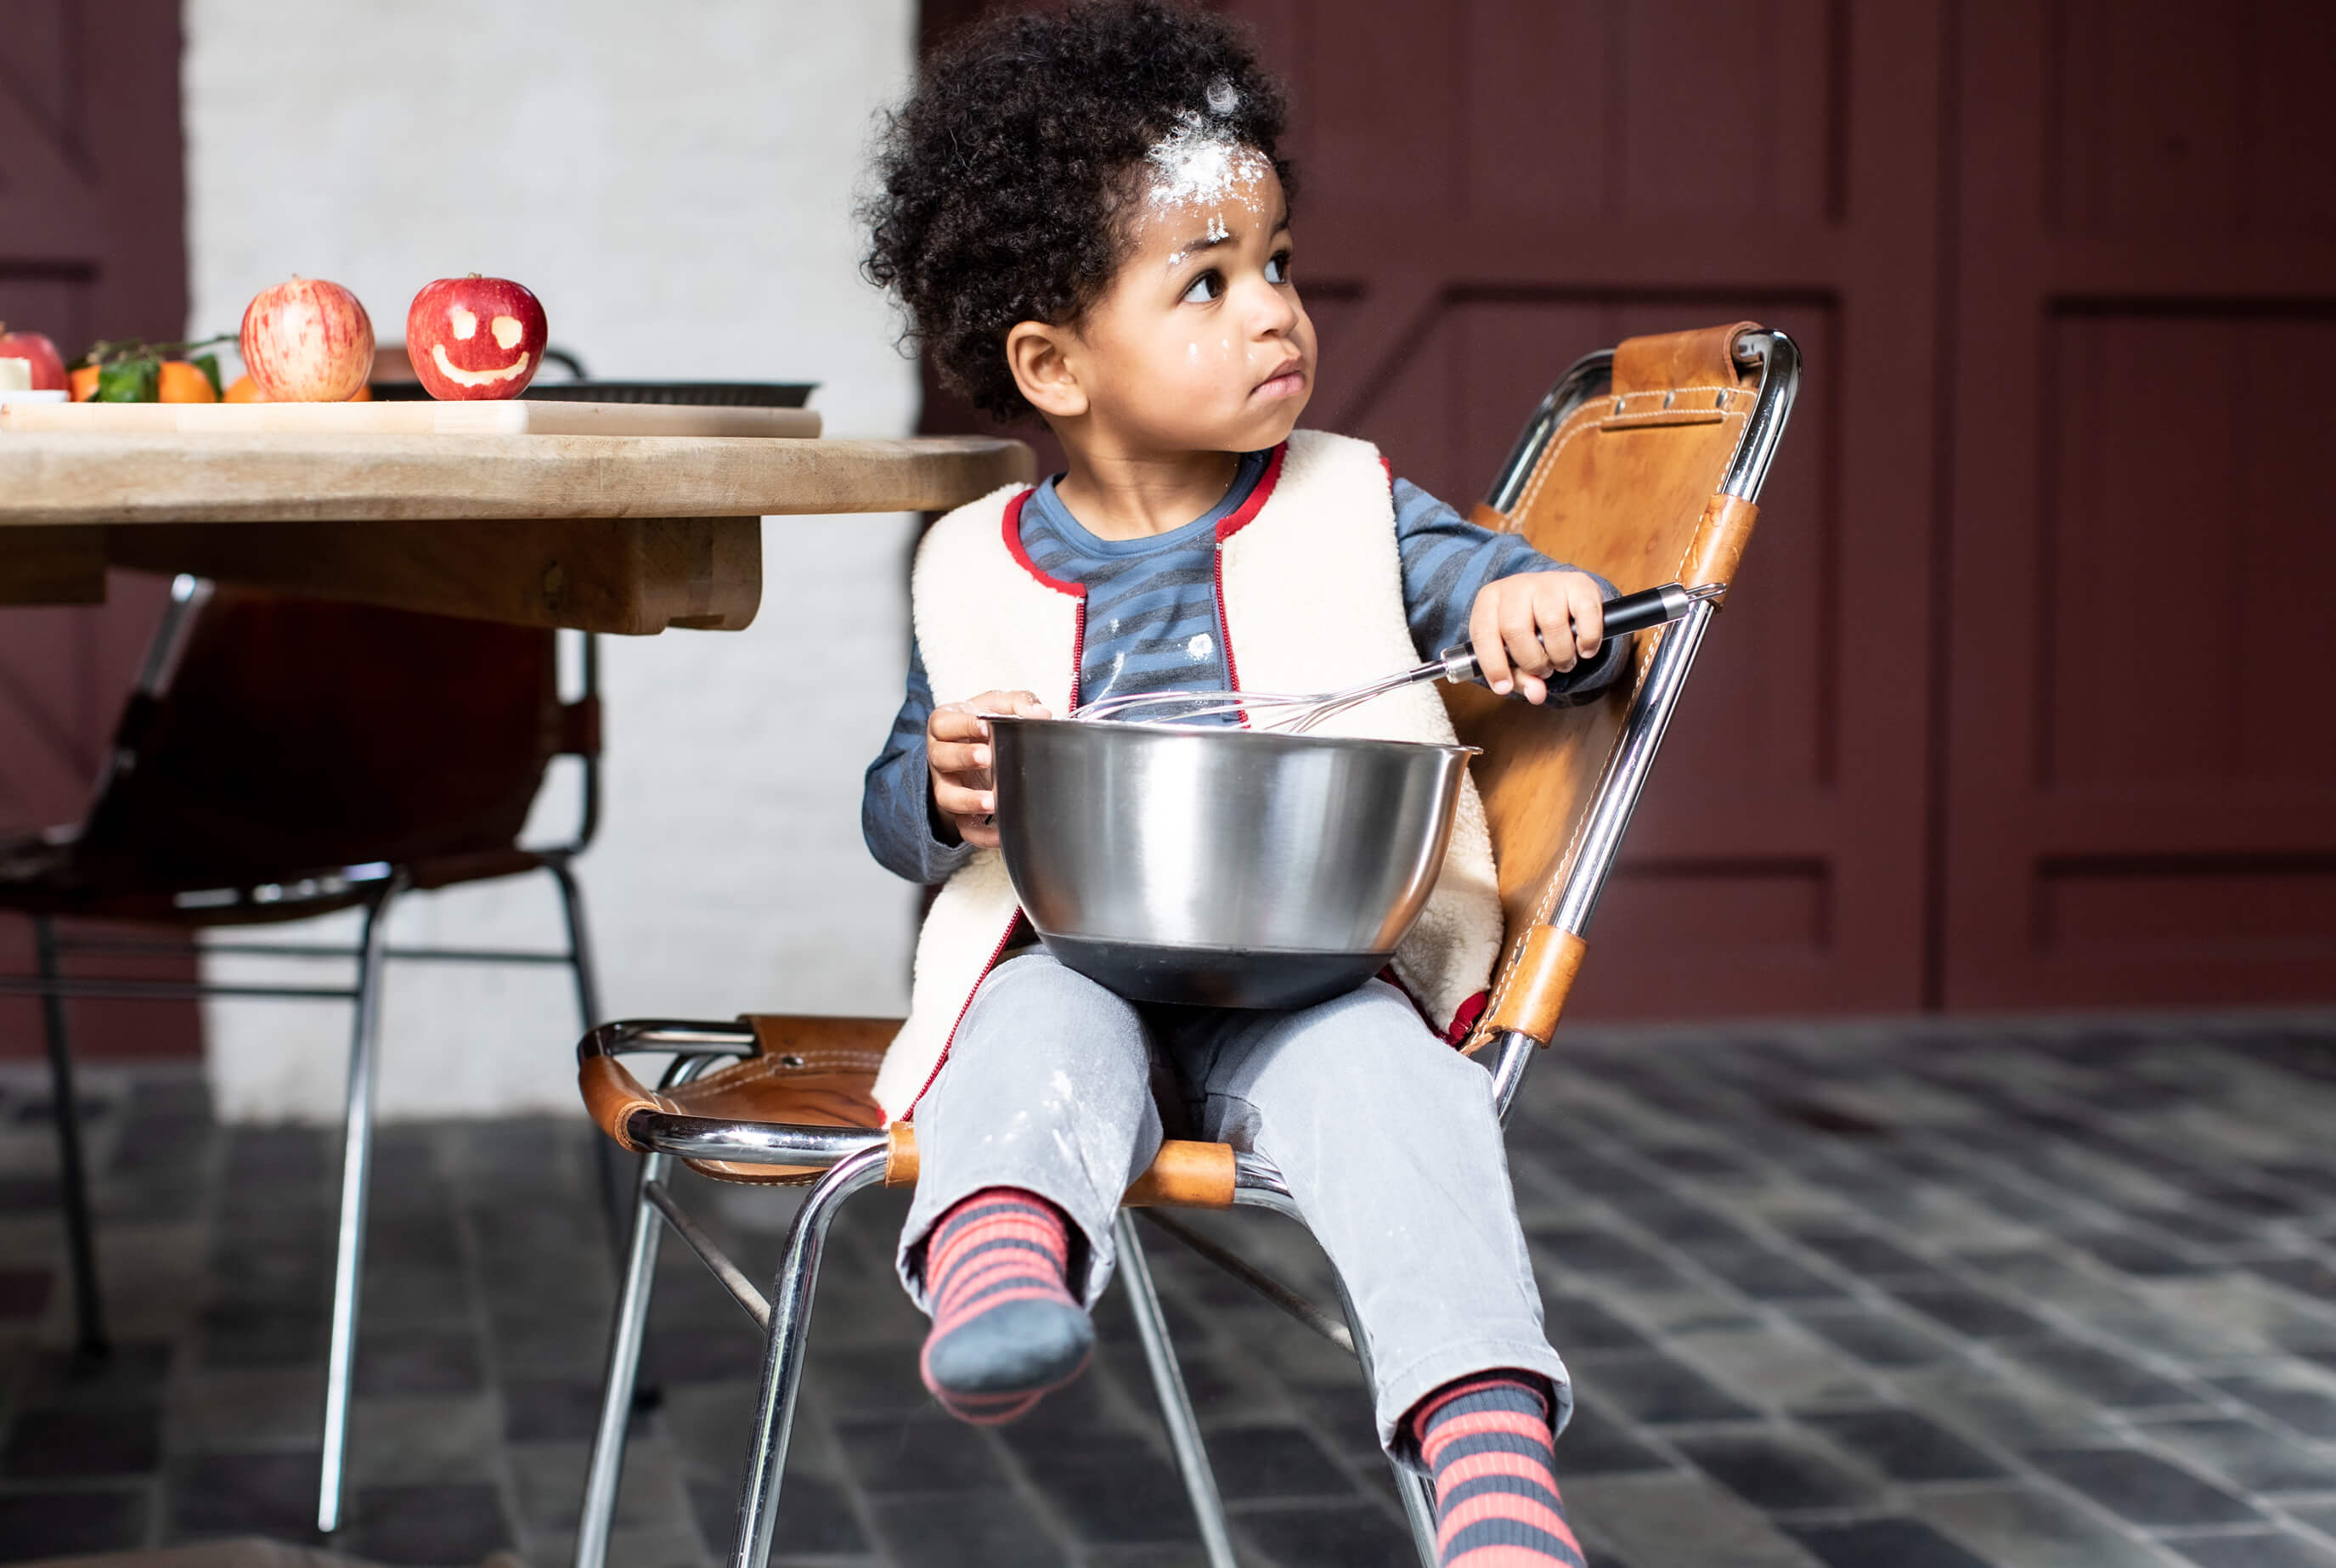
1449, 322, 1764, 1046
76, 588, 561, 888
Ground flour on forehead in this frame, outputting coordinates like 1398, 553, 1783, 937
1144, 104, 1267, 217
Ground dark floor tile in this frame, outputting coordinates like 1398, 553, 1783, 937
355, 1331, 484, 1397
1668, 1429, 1881, 1514
1195, 1424, 1351, 1502
1782, 1225, 1944, 1282
1788, 1518, 1995, 1568
2170, 1531, 2336, 1568
1541, 1291, 1656, 1354
2136, 1416, 2336, 1495
1691, 1244, 1850, 1303
342, 1482, 511, 1566
1790, 1305, 1958, 1368
642, 1321, 764, 1385
1998, 1334, 2198, 1409
1529, 1226, 1690, 1293
1020, 1432, 1203, 1544
1552, 1397, 1674, 1477
2198, 1185, 2314, 1221
1886, 1283, 2051, 1341
504, 1379, 623, 1443
2, 1404, 161, 1478
2065, 1227, 2214, 1278
0, 1173, 61, 1212
810, 1344, 942, 1419
1797, 1407, 2008, 1482
1639, 1144, 1754, 1181
0, 1489, 149, 1563
1567, 1351, 1759, 1425
2211, 1373, 2336, 1439
1282, 1382, 1383, 1462
2121, 1205, 2259, 1249
1233, 1498, 1419, 1568
691, 1472, 864, 1556
0, 1268, 53, 1320
200, 1302, 327, 1368
15, 1342, 174, 1408
866, 1488, 1069, 1566
837, 1414, 1007, 1492
2027, 1447, 2259, 1527
1615, 1196, 1760, 1249
167, 1450, 321, 1541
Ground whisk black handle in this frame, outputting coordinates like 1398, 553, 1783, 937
1436, 580, 1725, 685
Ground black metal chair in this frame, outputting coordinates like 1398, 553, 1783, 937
0, 575, 606, 1535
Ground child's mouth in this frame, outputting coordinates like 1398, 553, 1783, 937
1252, 362, 1306, 400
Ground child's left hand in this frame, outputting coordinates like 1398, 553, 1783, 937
1468, 570, 1607, 704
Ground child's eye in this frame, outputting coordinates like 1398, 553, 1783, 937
1266, 251, 1292, 285
1181, 270, 1225, 305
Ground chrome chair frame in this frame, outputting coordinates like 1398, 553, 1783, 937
574, 330, 1799, 1568
0, 574, 607, 1536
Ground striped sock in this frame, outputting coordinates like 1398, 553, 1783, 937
1412, 1374, 1583, 1568
917, 1187, 1092, 1424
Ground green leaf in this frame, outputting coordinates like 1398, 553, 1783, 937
192, 353, 223, 397
96, 358, 158, 402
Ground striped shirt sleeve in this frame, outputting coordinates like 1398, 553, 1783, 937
861, 638, 975, 886
1394, 478, 1628, 701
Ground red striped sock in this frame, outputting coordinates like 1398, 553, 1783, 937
1412, 1374, 1583, 1568
917, 1187, 1091, 1424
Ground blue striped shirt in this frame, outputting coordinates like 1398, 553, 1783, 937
862, 460, 1623, 884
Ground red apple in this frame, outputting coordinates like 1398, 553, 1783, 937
406, 275, 547, 400
0, 323, 68, 391
240, 277, 374, 402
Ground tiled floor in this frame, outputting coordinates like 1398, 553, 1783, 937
5, 1015, 2336, 1566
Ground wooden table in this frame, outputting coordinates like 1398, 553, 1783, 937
0, 431, 1033, 632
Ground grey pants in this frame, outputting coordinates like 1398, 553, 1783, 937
897, 950, 1571, 1458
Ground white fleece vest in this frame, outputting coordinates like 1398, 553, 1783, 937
871, 429, 1503, 1121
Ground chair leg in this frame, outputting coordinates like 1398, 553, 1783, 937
731, 1146, 888, 1568
1115, 1212, 1238, 1568
573, 1142, 671, 1568
548, 857, 630, 1262
33, 918, 108, 1360
1321, 1269, 1440, 1567
317, 879, 402, 1536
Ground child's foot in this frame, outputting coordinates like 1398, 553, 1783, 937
1412, 1373, 1583, 1567
917, 1187, 1092, 1424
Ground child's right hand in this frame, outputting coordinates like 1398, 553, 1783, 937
928, 691, 1053, 849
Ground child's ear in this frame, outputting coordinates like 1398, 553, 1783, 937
1006, 320, 1088, 420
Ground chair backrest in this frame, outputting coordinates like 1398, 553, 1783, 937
1451, 321, 1796, 1049
72, 582, 587, 889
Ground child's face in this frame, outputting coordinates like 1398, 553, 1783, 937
1034, 148, 1314, 456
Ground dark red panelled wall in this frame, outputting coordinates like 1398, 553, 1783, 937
919, 0, 2336, 1018
1, 3, 2328, 1046
0, 0, 198, 1058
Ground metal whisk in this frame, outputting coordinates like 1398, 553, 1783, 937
1074, 580, 1725, 734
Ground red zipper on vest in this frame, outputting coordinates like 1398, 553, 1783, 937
905, 913, 1023, 1120
1210, 544, 1245, 725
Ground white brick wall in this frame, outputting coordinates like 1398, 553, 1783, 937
183, 0, 924, 1120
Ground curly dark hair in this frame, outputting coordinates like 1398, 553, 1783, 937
863, 0, 1294, 421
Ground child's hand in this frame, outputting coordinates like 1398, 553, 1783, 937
928, 691, 1053, 849
1468, 570, 1606, 705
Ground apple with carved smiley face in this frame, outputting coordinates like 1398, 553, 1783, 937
405, 275, 548, 400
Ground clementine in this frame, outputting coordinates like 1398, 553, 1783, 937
156, 361, 218, 403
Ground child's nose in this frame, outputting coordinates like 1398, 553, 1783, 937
1246, 275, 1299, 337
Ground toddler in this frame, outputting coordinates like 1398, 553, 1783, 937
861, 6, 1624, 1563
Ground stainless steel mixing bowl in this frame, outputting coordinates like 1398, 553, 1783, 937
988, 716, 1476, 1008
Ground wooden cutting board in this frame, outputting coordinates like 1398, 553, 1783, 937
0, 399, 821, 438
